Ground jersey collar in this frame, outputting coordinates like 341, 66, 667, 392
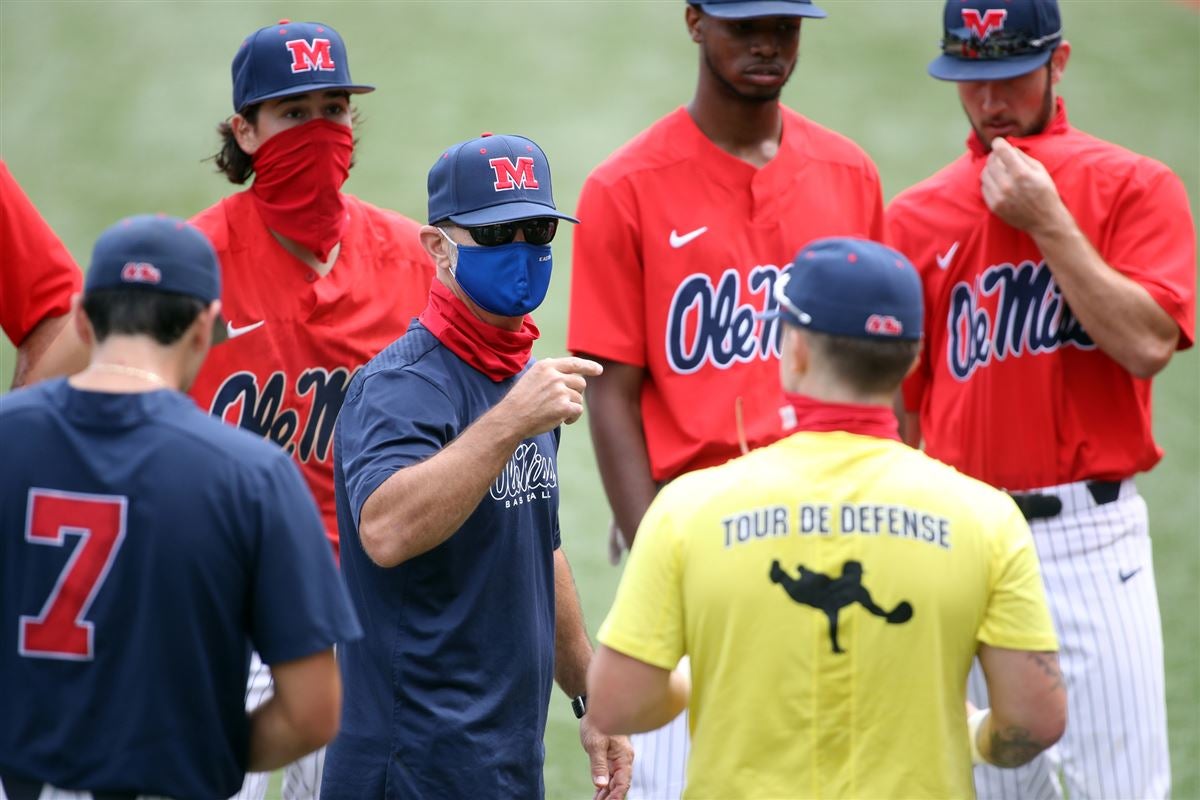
674, 105, 806, 188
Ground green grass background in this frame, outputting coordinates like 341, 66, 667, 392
1, 1, 1196, 797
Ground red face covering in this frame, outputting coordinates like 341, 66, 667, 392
249, 119, 352, 262
784, 392, 901, 442
419, 281, 539, 382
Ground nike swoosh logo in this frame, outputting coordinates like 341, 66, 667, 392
1119, 567, 1142, 583
936, 241, 960, 270
226, 320, 265, 339
669, 226, 709, 249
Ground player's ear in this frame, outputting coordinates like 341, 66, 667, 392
419, 225, 455, 271
192, 300, 222, 351
686, 6, 704, 42
1050, 42, 1070, 85
71, 293, 94, 348
230, 113, 260, 156
779, 325, 809, 387
904, 339, 923, 380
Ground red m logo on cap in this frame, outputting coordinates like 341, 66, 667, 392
489, 157, 539, 192
962, 8, 1007, 40
285, 38, 335, 74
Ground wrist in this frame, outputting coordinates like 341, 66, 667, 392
1027, 199, 1075, 242
967, 706, 991, 766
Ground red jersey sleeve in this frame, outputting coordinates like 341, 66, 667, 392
886, 206, 930, 413
0, 162, 82, 345
1102, 168, 1196, 350
865, 161, 886, 245
567, 174, 646, 366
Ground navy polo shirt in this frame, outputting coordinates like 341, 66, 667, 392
0, 380, 361, 799
325, 321, 560, 799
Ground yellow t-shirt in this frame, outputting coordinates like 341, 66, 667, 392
598, 431, 1057, 800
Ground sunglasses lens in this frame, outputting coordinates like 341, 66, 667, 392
469, 222, 517, 247
467, 218, 559, 247
523, 218, 558, 246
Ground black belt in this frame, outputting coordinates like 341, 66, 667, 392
1008, 480, 1122, 522
0, 773, 136, 800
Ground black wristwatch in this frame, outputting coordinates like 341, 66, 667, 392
571, 694, 587, 719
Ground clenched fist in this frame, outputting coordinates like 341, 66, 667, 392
981, 137, 1070, 236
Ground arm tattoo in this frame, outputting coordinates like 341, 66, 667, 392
988, 724, 1044, 768
1027, 651, 1066, 693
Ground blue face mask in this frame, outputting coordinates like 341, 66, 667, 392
442, 231, 553, 317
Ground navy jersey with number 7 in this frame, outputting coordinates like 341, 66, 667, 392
0, 379, 361, 799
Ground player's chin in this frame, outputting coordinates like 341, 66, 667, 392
735, 82, 784, 103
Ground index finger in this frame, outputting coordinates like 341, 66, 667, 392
549, 356, 604, 377
990, 136, 1028, 168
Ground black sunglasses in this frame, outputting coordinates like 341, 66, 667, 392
941, 28, 1061, 60
466, 218, 559, 247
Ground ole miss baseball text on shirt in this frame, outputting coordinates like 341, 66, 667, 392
887, 100, 1196, 491
188, 191, 433, 553
569, 106, 885, 481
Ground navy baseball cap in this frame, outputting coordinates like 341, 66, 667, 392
427, 133, 579, 227
86, 215, 221, 303
231, 20, 374, 111
688, 0, 826, 19
767, 238, 923, 341
928, 0, 1062, 82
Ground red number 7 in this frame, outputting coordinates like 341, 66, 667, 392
19, 489, 128, 661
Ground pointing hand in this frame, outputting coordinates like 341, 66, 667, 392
502, 356, 604, 438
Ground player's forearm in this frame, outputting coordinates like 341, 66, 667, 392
358, 408, 524, 568
585, 363, 658, 546
246, 651, 342, 771
247, 696, 331, 771
975, 709, 1061, 768
618, 668, 690, 734
976, 648, 1066, 767
588, 647, 691, 735
553, 549, 593, 698
12, 312, 79, 388
1032, 211, 1178, 378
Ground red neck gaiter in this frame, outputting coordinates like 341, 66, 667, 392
419, 282, 539, 381
785, 392, 901, 442
250, 119, 352, 262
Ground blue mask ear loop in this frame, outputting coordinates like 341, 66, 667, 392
437, 225, 496, 315
438, 227, 461, 276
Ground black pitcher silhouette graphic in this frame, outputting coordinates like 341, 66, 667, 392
769, 559, 913, 654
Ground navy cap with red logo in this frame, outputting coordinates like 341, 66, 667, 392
85, 215, 221, 304
231, 20, 374, 111
767, 238, 923, 341
687, 0, 827, 19
928, 0, 1063, 82
427, 133, 579, 227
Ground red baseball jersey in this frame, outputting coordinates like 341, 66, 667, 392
188, 191, 433, 552
0, 161, 82, 345
568, 107, 885, 482
888, 100, 1196, 491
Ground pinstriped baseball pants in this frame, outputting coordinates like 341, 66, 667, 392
969, 479, 1170, 800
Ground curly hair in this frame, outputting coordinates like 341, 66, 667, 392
212, 104, 262, 185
